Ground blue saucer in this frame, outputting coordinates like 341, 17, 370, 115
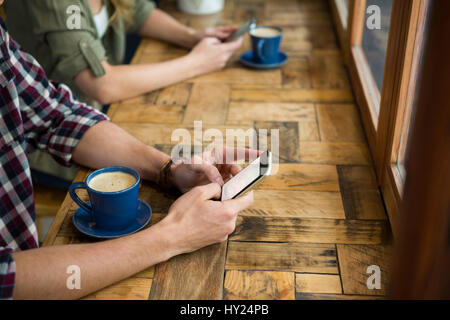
73, 200, 152, 239
240, 50, 288, 69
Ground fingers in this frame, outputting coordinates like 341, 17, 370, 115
191, 162, 224, 186
215, 31, 232, 39
222, 191, 254, 213
229, 164, 242, 176
213, 146, 262, 164
218, 26, 239, 32
218, 162, 242, 177
204, 147, 262, 180
199, 36, 237, 51
201, 37, 221, 45
216, 26, 239, 37
193, 182, 222, 200
217, 191, 254, 237
222, 36, 243, 52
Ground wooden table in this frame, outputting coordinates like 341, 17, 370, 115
44, 0, 392, 300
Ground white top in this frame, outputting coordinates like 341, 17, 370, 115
93, 5, 109, 38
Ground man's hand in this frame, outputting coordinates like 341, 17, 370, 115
157, 183, 254, 256
169, 147, 261, 193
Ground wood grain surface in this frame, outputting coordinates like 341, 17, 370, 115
43, 0, 392, 300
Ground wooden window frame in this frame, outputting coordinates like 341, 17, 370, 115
330, 0, 350, 62
330, 0, 429, 237
377, 0, 428, 235
347, 0, 380, 155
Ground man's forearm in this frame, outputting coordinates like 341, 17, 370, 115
72, 121, 170, 182
138, 9, 199, 48
12, 223, 173, 299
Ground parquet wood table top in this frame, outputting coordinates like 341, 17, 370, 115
44, 0, 392, 300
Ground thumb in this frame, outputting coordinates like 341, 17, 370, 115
222, 37, 243, 52
197, 37, 220, 47
194, 182, 222, 200
223, 191, 254, 212
206, 37, 222, 45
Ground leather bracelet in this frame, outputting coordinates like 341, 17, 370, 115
156, 159, 174, 190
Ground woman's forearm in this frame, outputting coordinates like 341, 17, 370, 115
103, 55, 200, 102
138, 9, 199, 48
75, 54, 200, 105
12, 222, 173, 299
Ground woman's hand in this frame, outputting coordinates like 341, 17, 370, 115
188, 36, 243, 75
194, 26, 239, 42
169, 147, 261, 193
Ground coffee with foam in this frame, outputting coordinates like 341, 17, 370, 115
88, 171, 137, 192
250, 27, 280, 38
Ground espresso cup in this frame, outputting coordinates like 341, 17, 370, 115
250, 26, 283, 64
69, 166, 140, 232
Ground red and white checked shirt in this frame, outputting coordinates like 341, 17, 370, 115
0, 17, 109, 299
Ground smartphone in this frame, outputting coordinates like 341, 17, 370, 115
225, 18, 256, 42
221, 151, 272, 201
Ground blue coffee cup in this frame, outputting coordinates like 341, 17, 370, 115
69, 166, 140, 232
250, 26, 283, 64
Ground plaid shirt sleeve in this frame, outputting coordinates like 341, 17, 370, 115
1, 17, 109, 299
0, 248, 15, 300
12, 42, 110, 166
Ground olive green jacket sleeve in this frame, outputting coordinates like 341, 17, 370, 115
48, 30, 108, 81
20, 0, 108, 80
5, 0, 155, 109
6, 0, 155, 82
128, 0, 157, 34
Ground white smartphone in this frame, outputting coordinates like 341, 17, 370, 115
221, 151, 272, 201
